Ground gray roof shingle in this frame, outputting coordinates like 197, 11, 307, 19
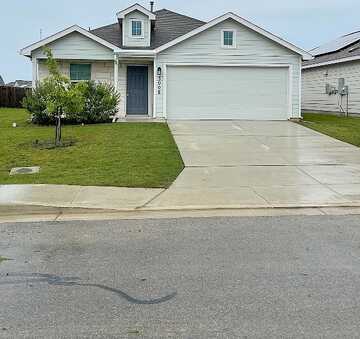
90, 23, 122, 48
90, 8, 206, 50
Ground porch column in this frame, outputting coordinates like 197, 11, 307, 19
32, 57, 38, 88
113, 54, 119, 92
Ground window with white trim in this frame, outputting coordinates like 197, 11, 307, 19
222, 30, 236, 48
70, 64, 91, 81
131, 20, 143, 37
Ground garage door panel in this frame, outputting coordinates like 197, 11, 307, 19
166, 66, 289, 120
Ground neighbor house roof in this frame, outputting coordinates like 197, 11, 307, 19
90, 9, 205, 50
6, 80, 32, 88
311, 31, 360, 56
0, 75, 4, 86
303, 31, 360, 69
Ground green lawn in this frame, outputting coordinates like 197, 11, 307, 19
301, 113, 360, 147
0, 108, 183, 188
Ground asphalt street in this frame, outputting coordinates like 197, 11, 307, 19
1, 215, 360, 338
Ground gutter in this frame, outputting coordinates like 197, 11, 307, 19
116, 49, 156, 58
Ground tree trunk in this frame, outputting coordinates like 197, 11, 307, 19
55, 107, 62, 146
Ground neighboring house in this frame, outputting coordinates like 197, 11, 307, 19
0, 75, 4, 86
6, 80, 32, 88
20, 2, 311, 120
302, 31, 360, 115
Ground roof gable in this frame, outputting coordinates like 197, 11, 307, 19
117, 3, 156, 20
155, 12, 312, 60
20, 25, 120, 57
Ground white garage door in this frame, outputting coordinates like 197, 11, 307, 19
166, 66, 289, 120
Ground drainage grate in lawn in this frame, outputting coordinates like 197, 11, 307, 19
10, 167, 40, 176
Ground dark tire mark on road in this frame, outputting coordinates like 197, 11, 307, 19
0, 273, 176, 305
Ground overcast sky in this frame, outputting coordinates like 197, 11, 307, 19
0, 0, 358, 83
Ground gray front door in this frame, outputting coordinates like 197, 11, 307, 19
126, 66, 148, 115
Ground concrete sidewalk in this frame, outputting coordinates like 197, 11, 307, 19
1, 183, 360, 213
0, 185, 164, 211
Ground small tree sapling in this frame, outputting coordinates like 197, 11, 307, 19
41, 47, 85, 146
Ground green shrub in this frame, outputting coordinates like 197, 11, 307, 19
78, 81, 120, 124
22, 85, 51, 124
23, 81, 120, 125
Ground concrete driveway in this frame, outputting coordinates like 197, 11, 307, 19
148, 121, 360, 209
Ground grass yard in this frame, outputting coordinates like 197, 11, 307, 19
301, 113, 360, 147
0, 108, 183, 188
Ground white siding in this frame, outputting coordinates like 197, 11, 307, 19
32, 32, 114, 60
38, 60, 114, 83
302, 61, 360, 115
117, 63, 127, 116
38, 60, 71, 79
123, 10, 151, 47
92, 62, 115, 83
155, 19, 301, 119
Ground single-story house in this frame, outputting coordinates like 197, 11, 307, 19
302, 31, 360, 115
21, 2, 312, 121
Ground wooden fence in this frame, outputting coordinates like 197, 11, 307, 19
0, 86, 31, 108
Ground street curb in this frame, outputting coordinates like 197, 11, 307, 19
139, 202, 360, 211
0, 205, 113, 216
2, 201, 360, 214
1, 203, 360, 224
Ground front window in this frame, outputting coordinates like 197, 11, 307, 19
70, 64, 91, 81
131, 20, 142, 37
223, 30, 235, 48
